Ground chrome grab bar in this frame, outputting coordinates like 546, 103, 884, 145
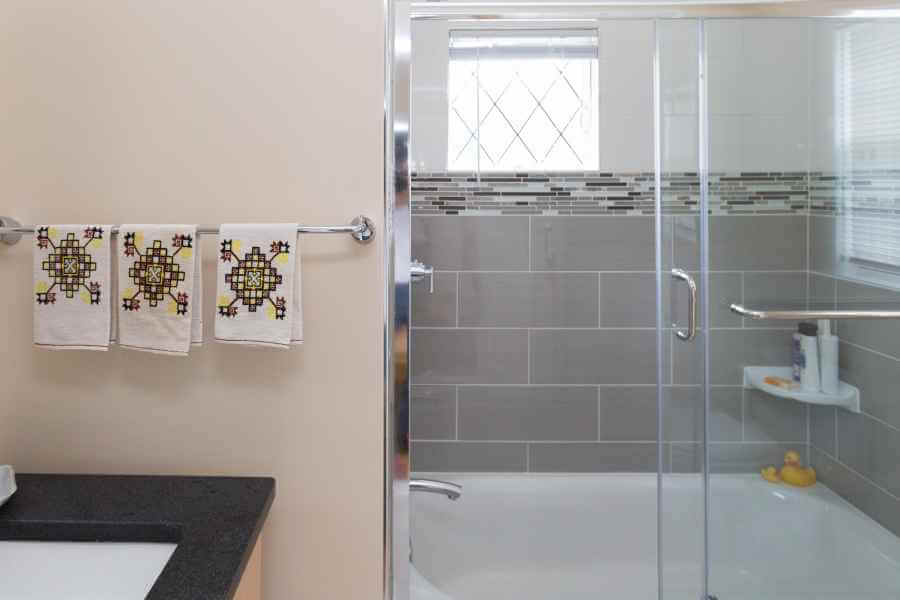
730, 303, 900, 320
410, 478, 462, 500
671, 269, 698, 341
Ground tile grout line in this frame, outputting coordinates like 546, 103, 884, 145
823, 452, 900, 505
859, 410, 900, 437
805, 404, 811, 465
433, 269, 809, 275
411, 439, 809, 445
525, 442, 530, 473
804, 151, 812, 466
410, 325, 795, 331
741, 387, 746, 442
740, 271, 746, 329
528, 214, 533, 272
455, 271, 460, 327
834, 405, 840, 460
413, 383, 756, 388
454, 385, 459, 441
841, 339, 900, 364
527, 329, 531, 385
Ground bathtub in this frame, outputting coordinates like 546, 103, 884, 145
411, 473, 900, 600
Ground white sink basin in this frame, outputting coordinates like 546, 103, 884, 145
0, 540, 176, 599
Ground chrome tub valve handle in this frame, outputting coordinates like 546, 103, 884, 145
411, 259, 434, 293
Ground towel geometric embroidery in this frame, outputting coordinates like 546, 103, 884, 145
122, 233, 192, 315
218, 241, 289, 319
36, 227, 104, 305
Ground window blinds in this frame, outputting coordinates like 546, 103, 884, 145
838, 22, 900, 271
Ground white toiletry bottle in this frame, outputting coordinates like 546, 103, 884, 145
792, 324, 806, 382
819, 319, 839, 395
793, 322, 820, 391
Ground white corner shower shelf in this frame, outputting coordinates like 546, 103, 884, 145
0, 465, 15, 508
743, 367, 860, 413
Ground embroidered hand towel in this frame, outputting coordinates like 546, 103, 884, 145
33, 225, 112, 350
117, 225, 201, 355
215, 224, 300, 348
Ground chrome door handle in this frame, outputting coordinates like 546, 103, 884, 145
410, 259, 434, 293
671, 268, 697, 342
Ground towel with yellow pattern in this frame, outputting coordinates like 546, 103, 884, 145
117, 225, 202, 355
215, 224, 302, 348
34, 225, 113, 350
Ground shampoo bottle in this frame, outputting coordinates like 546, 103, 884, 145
793, 322, 820, 391
819, 319, 840, 395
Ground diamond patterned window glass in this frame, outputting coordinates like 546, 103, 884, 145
447, 29, 599, 172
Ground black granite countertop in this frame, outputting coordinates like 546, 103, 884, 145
0, 474, 275, 600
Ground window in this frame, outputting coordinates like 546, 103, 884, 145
447, 29, 599, 172
837, 23, 900, 277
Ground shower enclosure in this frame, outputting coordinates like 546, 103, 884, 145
385, 3, 900, 599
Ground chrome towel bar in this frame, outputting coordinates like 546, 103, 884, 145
730, 303, 900, 320
0, 215, 375, 245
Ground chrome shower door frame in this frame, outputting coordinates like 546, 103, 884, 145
383, 4, 900, 600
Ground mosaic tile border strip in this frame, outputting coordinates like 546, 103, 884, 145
810, 171, 900, 216
411, 171, 809, 216
411, 170, 900, 216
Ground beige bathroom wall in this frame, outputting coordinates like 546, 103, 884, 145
0, 2, 384, 599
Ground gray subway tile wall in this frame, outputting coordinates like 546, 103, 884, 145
673, 329, 796, 386
412, 215, 530, 271
457, 386, 598, 441
411, 272, 457, 327
410, 168, 900, 540
836, 279, 900, 359
530, 330, 659, 385
410, 329, 529, 385
807, 211, 900, 537
668, 442, 804, 474
411, 441, 528, 472
742, 389, 808, 443
529, 442, 659, 473
809, 215, 839, 275
812, 448, 900, 538
410, 171, 814, 474
839, 340, 900, 431
673, 215, 807, 271
410, 386, 456, 440
458, 272, 599, 328
837, 411, 900, 498
598, 387, 657, 441
531, 216, 655, 271
599, 273, 657, 326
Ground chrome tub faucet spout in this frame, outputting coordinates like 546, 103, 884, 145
410, 478, 462, 500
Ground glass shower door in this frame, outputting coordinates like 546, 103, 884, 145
656, 18, 708, 600
407, 14, 713, 600
705, 16, 900, 600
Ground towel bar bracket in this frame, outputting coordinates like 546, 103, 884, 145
0, 217, 22, 246
0, 215, 376, 246
350, 215, 376, 244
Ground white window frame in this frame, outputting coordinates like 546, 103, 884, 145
446, 28, 600, 173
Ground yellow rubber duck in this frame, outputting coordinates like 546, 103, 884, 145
761, 450, 816, 487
